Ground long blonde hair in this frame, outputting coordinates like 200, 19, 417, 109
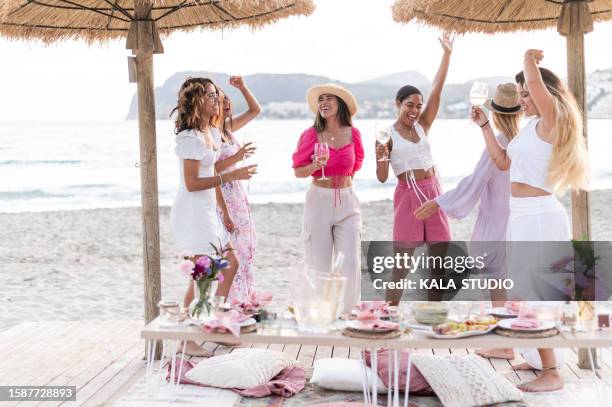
516, 68, 589, 193
492, 112, 521, 142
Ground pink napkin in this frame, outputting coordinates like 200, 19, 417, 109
511, 305, 542, 329
167, 360, 305, 398
355, 301, 389, 316
354, 320, 399, 331
511, 319, 542, 329
201, 310, 251, 337
231, 292, 273, 314
504, 300, 523, 315
365, 349, 434, 395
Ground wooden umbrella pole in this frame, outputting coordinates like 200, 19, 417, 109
132, 2, 162, 339
563, 0, 595, 370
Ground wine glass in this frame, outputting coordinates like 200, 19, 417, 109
469, 82, 489, 107
314, 142, 330, 181
375, 125, 391, 162
240, 133, 253, 192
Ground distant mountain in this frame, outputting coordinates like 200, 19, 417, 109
362, 70, 431, 88
126, 69, 612, 120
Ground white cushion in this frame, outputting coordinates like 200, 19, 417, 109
310, 358, 387, 393
185, 348, 297, 389
413, 355, 523, 407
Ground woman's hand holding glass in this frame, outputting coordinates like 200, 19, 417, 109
228, 164, 258, 181
375, 142, 389, 162
233, 142, 256, 161
471, 105, 489, 127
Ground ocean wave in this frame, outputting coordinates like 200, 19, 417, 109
0, 159, 81, 166
0, 189, 72, 200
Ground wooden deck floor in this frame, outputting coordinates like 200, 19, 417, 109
1, 321, 611, 406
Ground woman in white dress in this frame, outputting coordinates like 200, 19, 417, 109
171, 77, 257, 355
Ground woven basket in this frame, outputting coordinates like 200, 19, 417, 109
341, 327, 402, 339
495, 326, 559, 338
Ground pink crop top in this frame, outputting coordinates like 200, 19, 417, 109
291, 127, 364, 177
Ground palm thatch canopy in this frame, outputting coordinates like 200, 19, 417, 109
392, 0, 612, 35
0, 0, 315, 44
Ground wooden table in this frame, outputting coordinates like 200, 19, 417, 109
141, 318, 612, 406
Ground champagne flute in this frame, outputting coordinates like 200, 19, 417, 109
314, 142, 330, 181
241, 133, 252, 192
469, 82, 489, 107
375, 125, 391, 162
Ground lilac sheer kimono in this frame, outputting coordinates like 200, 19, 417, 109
435, 134, 510, 271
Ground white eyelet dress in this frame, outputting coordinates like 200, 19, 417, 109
171, 128, 228, 255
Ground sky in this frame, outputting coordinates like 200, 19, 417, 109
1, 0, 612, 121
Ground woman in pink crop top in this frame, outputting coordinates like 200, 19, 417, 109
292, 83, 364, 313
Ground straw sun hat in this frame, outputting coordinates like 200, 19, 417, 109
306, 83, 359, 117
484, 83, 523, 115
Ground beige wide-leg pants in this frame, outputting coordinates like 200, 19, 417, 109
302, 185, 362, 313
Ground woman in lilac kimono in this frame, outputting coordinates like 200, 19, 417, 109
215, 76, 260, 303
414, 83, 522, 360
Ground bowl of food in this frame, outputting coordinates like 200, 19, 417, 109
411, 302, 449, 325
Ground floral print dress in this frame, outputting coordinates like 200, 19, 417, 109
216, 133, 256, 302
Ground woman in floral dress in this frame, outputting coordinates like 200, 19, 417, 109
215, 76, 260, 302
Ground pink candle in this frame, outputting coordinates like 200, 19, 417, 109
480, 301, 485, 316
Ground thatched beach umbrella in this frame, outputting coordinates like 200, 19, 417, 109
0, 0, 315, 327
392, 0, 611, 369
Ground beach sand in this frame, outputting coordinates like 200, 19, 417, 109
1, 190, 611, 331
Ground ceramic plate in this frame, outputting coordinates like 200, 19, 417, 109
346, 320, 398, 333
497, 318, 556, 332
426, 324, 496, 339
485, 307, 518, 318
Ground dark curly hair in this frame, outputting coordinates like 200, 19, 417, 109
171, 77, 222, 135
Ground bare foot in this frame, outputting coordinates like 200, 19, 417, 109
517, 369, 564, 392
475, 348, 515, 360
511, 362, 534, 371
184, 341, 212, 357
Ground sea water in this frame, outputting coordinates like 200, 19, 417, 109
1, 119, 610, 212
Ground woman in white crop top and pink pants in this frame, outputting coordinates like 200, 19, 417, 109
375, 34, 454, 304
472, 50, 589, 392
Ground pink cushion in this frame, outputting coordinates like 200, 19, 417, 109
365, 349, 434, 395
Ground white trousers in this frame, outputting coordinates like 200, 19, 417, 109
302, 185, 362, 313
507, 195, 569, 370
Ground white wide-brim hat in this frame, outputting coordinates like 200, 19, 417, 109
306, 83, 358, 117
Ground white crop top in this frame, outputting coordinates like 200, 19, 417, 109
389, 122, 435, 176
506, 118, 553, 193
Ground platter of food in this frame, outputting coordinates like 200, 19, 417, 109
427, 316, 498, 339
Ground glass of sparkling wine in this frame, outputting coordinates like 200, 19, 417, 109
241, 133, 252, 192
314, 142, 330, 181
469, 82, 489, 107
375, 125, 391, 162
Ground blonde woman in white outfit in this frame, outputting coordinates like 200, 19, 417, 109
170, 77, 257, 355
472, 50, 588, 392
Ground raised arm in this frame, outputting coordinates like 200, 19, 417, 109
227, 76, 261, 133
419, 33, 453, 134
471, 106, 511, 171
523, 50, 555, 140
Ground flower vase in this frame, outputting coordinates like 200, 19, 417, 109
189, 280, 215, 320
